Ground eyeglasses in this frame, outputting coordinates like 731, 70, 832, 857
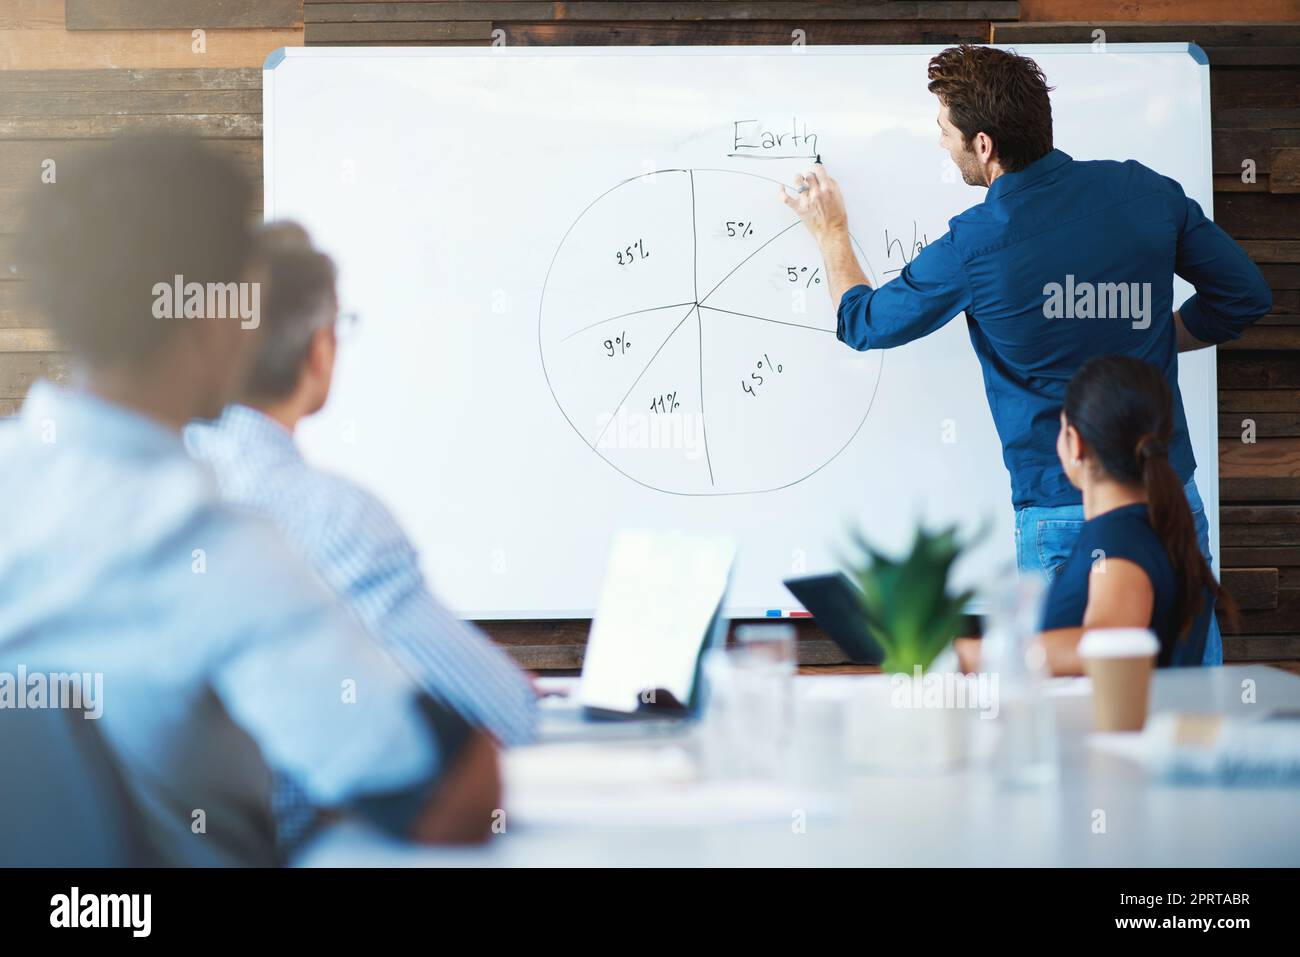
335, 310, 361, 341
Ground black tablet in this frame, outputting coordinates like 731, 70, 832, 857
782, 572, 883, 666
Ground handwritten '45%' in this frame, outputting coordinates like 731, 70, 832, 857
742, 353, 783, 397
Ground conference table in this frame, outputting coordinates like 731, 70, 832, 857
298, 664, 1300, 867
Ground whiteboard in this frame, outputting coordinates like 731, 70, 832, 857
264, 43, 1218, 619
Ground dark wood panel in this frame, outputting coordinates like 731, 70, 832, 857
501, 631, 1300, 668
788, 639, 852, 666
1190, 7, 1300, 670
1271, 290, 1300, 314
65, 0, 302, 30
1221, 479, 1300, 503
0, 139, 263, 194
0, 283, 39, 329
1215, 174, 1272, 192
1212, 130, 1300, 176
1213, 108, 1300, 131
307, 1, 554, 20
1211, 112, 1300, 136
0, 113, 261, 139
1220, 566, 1279, 611
295, 38, 489, 46
1223, 545, 1300, 566
485, 618, 855, 669
1220, 412, 1300, 437
0, 90, 261, 117
484, 616, 837, 648
304, 20, 492, 41
500, 643, 583, 671
0, 352, 70, 399
1273, 148, 1300, 194
1220, 390, 1300, 413
0, 185, 18, 221
1240, 239, 1300, 262
1235, 590, 1300, 634
0, 68, 262, 93
0, 329, 59, 352
1223, 524, 1300, 547
1220, 436, 1300, 479
1222, 505, 1300, 524
1218, 354, 1300, 390
1211, 67, 1300, 109
1018, 0, 1300, 20
0, 235, 21, 281
1220, 328, 1300, 351
0, 20, 296, 70
304, 0, 1020, 19
506, 639, 1300, 670
1225, 635, 1300, 661
1260, 264, 1300, 289
1206, 47, 1300, 68
494, 18, 991, 45
500, 637, 853, 670
994, 22, 1300, 46
480, 619, 590, 647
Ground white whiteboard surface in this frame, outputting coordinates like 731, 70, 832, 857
265, 43, 1218, 619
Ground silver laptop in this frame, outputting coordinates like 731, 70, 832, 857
535, 530, 734, 743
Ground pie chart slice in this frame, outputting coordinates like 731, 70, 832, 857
594, 307, 716, 495
689, 169, 803, 301
544, 302, 699, 447
699, 219, 863, 333
539, 170, 696, 346
697, 305, 882, 493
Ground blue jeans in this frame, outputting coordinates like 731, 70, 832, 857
1014, 477, 1223, 666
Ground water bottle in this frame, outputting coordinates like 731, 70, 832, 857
982, 572, 1059, 788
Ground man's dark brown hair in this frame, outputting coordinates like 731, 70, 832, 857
927, 45, 1055, 173
19, 135, 253, 368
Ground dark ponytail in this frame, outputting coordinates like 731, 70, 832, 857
1064, 356, 1238, 641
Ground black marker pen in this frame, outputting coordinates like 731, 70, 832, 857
792, 155, 823, 193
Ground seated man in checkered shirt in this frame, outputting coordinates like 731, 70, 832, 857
185, 224, 537, 848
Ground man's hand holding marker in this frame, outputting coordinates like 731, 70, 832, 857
780, 155, 872, 305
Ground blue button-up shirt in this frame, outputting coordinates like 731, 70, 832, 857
185, 405, 537, 748
0, 383, 443, 865
838, 149, 1272, 509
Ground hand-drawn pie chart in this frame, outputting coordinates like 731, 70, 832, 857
539, 168, 884, 495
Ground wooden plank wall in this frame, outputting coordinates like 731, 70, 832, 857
3, 0, 1297, 670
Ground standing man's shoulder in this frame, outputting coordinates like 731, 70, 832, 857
1071, 155, 1190, 201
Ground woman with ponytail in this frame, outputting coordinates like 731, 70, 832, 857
1035, 355, 1237, 674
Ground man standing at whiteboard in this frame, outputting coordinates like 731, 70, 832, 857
782, 44, 1272, 665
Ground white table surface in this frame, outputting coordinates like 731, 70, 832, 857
297, 664, 1300, 867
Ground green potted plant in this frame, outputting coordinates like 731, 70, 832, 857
845, 523, 975, 676
841, 522, 981, 772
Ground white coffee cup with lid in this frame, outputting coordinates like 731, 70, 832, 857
1079, 628, 1159, 732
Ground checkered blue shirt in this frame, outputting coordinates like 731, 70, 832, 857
185, 405, 538, 755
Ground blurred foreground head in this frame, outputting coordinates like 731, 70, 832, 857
19, 135, 256, 422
